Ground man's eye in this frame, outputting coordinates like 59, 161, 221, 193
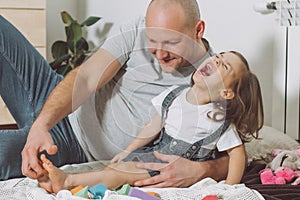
164, 41, 179, 45
223, 64, 228, 70
148, 39, 156, 43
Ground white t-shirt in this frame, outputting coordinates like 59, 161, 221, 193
151, 86, 242, 152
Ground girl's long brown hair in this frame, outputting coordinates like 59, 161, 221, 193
219, 51, 264, 142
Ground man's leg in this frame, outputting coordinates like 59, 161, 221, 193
0, 127, 28, 180
0, 16, 87, 180
0, 15, 62, 127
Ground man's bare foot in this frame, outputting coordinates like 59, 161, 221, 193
38, 154, 70, 194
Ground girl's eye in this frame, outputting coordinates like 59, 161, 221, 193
223, 63, 228, 70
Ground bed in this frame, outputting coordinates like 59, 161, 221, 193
0, 125, 298, 200
243, 126, 300, 200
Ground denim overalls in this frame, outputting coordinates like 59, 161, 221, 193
123, 85, 229, 176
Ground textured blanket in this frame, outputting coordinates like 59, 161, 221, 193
0, 161, 264, 200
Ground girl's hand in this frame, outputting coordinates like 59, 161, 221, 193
111, 151, 130, 163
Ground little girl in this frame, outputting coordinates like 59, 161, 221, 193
38, 51, 264, 193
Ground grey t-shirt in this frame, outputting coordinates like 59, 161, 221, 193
69, 16, 213, 161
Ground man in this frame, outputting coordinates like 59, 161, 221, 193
0, 0, 229, 186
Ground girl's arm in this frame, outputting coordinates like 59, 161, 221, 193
111, 113, 162, 163
225, 144, 246, 184
127, 112, 162, 151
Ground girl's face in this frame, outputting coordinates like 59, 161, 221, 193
192, 52, 246, 93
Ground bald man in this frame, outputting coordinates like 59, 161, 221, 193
0, 0, 229, 186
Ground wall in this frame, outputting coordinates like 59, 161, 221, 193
46, 0, 291, 132
272, 26, 300, 139
46, 0, 78, 61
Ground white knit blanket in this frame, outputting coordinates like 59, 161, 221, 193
0, 161, 265, 200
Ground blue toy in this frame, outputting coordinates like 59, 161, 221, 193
88, 184, 108, 199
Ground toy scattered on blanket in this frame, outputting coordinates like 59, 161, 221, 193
260, 147, 300, 185
57, 183, 161, 199
260, 167, 300, 185
269, 147, 300, 171
117, 184, 160, 200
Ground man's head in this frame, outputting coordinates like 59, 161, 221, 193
145, 0, 207, 73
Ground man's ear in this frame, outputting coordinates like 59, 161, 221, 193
220, 89, 235, 100
195, 20, 205, 39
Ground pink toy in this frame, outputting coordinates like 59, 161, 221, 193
260, 167, 298, 184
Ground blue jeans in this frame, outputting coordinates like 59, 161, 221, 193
0, 16, 87, 180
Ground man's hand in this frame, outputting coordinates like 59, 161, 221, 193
21, 125, 57, 179
133, 151, 208, 188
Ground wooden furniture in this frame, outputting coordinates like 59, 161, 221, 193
0, 0, 46, 128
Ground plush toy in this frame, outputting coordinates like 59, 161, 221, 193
269, 148, 300, 171
260, 147, 300, 185
260, 167, 297, 184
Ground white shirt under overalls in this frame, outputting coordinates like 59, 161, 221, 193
151, 86, 242, 152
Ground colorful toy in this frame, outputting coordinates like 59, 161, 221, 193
88, 184, 108, 199
116, 184, 160, 200
146, 191, 161, 198
74, 186, 89, 198
66, 183, 162, 199
260, 167, 298, 184
70, 185, 84, 195
128, 187, 160, 200
202, 195, 219, 200
116, 184, 131, 195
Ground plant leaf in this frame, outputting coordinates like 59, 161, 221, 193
72, 54, 86, 67
81, 16, 101, 26
61, 11, 74, 26
76, 38, 89, 51
50, 54, 71, 70
71, 22, 82, 45
61, 65, 73, 76
65, 23, 82, 53
51, 41, 68, 59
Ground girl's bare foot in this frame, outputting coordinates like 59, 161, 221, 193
38, 154, 70, 194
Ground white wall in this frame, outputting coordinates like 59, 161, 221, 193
46, 0, 78, 61
198, 0, 275, 128
46, 0, 293, 130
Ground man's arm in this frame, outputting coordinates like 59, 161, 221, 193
134, 151, 229, 188
22, 48, 122, 179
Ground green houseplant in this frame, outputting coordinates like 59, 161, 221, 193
50, 11, 101, 76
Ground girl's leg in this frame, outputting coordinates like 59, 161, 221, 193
0, 16, 87, 180
39, 155, 150, 193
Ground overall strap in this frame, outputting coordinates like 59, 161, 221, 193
182, 122, 230, 160
153, 85, 189, 145
202, 122, 230, 145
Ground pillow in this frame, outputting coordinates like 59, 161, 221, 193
245, 125, 299, 164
